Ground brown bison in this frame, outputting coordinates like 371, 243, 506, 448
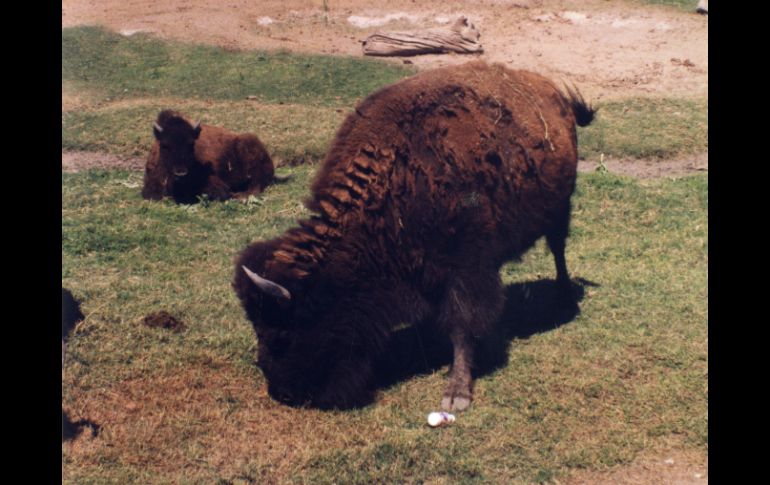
142, 110, 275, 204
233, 61, 595, 411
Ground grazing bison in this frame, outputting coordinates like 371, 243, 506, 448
233, 61, 595, 411
142, 110, 275, 204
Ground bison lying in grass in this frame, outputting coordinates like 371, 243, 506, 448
234, 61, 595, 411
142, 110, 275, 204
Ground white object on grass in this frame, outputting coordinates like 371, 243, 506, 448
427, 411, 456, 427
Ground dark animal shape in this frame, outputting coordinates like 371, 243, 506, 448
62, 288, 85, 441
142, 110, 275, 204
62, 288, 84, 366
233, 61, 595, 411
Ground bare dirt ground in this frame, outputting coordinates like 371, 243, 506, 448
62, 0, 707, 102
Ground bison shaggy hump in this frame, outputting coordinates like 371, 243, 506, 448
142, 110, 275, 204
234, 61, 595, 411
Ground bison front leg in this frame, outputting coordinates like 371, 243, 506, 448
203, 176, 232, 201
437, 272, 504, 412
442, 326, 476, 411
141, 171, 167, 200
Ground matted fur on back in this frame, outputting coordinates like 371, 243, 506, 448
265, 61, 591, 281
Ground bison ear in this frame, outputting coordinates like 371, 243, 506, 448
242, 266, 292, 301
153, 122, 164, 140
193, 121, 201, 139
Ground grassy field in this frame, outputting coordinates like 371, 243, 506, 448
62, 168, 707, 484
62, 26, 707, 484
63, 26, 708, 163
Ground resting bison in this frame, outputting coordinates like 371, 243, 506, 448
142, 110, 275, 204
233, 61, 595, 411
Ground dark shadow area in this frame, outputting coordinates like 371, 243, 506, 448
373, 277, 597, 390
62, 409, 100, 442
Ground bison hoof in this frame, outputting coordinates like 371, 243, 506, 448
441, 394, 471, 412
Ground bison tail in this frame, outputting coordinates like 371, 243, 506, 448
562, 83, 596, 127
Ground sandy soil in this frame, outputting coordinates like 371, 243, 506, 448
62, 0, 708, 103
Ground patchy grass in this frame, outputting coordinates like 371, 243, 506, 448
63, 168, 707, 484
577, 97, 708, 161
61, 95, 708, 164
62, 26, 414, 107
635, 0, 700, 12
62, 26, 707, 165
62, 98, 347, 161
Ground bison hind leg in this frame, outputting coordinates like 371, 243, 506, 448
545, 202, 575, 302
436, 270, 504, 412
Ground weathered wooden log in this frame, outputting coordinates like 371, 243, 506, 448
362, 16, 483, 57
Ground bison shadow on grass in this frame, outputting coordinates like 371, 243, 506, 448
372, 277, 597, 392
62, 289, 100, 442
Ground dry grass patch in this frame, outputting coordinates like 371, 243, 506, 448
64, 363, 391, 483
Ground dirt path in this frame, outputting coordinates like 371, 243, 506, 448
62, 0, 707, 102
62, 150, 708, 179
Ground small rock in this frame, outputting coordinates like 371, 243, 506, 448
664, 458, 675, 465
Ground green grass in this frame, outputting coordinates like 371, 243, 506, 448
62, 95, 709, 163
62, 99, 347, 161
63, 168, 707, 484
62, 26, 414, 107
578, 97, 708, 160
636, 0, 699, 12
62, 26, 707, 164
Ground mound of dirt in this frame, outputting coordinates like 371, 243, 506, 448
142, 311, 187, 332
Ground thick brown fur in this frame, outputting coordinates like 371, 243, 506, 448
142, 110, 275, 204
234, 61, 595, 410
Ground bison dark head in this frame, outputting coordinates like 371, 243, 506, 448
233, 240, 375, 410
153, 110, 201, 178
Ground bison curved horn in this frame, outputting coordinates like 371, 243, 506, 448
193, 121, 201, 131
153, 122, 163, 133
242, 266, 291, 300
